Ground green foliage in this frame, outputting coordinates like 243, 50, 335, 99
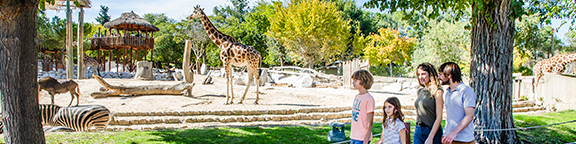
411, 19, 470, 75
363, 28, 416, 68
143, 13, 182, 68
527, 0, 576, 28
333, 0, 378, 36
37, 14, 93, 52
95, 5, 111, 25
369, 64, 411, 77
172, 18, 211, 66
268, 0, 351, 68
363, 0, 472, 28
264, 36, 291, 66
564, 30, 576, 52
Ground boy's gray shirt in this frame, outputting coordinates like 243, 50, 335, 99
443, 82, 476, 142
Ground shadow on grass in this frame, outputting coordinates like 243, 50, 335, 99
147, 126, 334, 144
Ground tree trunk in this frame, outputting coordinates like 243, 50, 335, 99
470, 1, 519, 143
0, 0, 46, 143
90, 74, 195, 98
389, 62, 393, 77
183, 40, 194, 96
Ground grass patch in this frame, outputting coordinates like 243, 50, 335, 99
514, 110, 576, 143
0, 111, 574, 143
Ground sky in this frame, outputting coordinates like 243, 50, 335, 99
45, 0, 572, 45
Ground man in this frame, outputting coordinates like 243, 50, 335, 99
438, 62, 476, 144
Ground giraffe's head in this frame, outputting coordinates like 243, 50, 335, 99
188, 5, 205, 19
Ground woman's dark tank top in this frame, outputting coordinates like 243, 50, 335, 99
415, 88, 438, 128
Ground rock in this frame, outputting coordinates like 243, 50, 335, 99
134, 61, 154, 80
411, 82, 420, 89
200, 63, 208, 75
172, 70, 183, 81
220, 68, 226, 77
292, 74, 313, 88
402, 82, 411, 90
383, 83, 403, 91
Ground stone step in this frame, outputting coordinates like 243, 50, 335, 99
110, 110, 417, 126
112, 101, 535, 117
104, 101, 543, 131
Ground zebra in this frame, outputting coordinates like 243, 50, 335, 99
0, 105, 112, 134
40, 104, 62, 126
53, 105, 111, 131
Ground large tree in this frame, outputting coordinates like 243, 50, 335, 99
366, 0, 573, 143
364, 28, 416, 76
268, 0, 350, 68
0, 0, 46, 143
364, 0, 524, 143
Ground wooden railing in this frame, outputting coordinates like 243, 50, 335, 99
90, 36, 154, 50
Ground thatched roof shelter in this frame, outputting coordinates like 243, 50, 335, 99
103, 11, 160, 32
44, 0, 91, 10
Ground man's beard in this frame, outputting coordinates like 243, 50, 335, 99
441, 79, 450, 85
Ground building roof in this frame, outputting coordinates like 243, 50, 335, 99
103, 11, 160, 32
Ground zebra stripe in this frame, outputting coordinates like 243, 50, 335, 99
43, 126, 75, 133
39, 104, 61, 126
53, 105, 111, 131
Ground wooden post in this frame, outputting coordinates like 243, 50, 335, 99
77, 8, 84, 79
97, 49, 101, 73
109, 49, 112, 71
183, 40, 194, 96
65, 1, 73, 79
116, 49, 119, 72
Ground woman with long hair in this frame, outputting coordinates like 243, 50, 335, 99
413, 63, 444, 144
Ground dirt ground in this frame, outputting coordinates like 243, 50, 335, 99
39, 74, 418, 113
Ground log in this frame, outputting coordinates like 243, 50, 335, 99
90, 74, 195, 98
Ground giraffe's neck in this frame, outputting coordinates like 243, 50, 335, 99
199, 12, 237, 47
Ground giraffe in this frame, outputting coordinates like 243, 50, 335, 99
532, 52, 576, 87
188, 5, 261, 105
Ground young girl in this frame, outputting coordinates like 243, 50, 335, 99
376, 97, 407, 144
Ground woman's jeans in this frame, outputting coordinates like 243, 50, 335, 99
413, 125, 443, 144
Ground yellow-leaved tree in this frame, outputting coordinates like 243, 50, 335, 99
267, 0, 350, 68
363, 28, 416, 76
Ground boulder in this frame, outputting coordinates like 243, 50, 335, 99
172, 71, 183, 81
293, 74, 313, 88
383, 83, 403, 91
200, 63, 208, 75
134, 61, 154, 80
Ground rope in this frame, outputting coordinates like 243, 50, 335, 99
474, 119, 576, 132
331, 120, 576, 144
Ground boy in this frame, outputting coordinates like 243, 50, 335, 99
350, 70, 375, 144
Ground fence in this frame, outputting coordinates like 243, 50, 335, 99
514, 73, 576, 111
342, 59, 369, 88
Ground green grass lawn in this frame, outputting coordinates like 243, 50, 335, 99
514, 110, 576, 143
0, 110, 574, 143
